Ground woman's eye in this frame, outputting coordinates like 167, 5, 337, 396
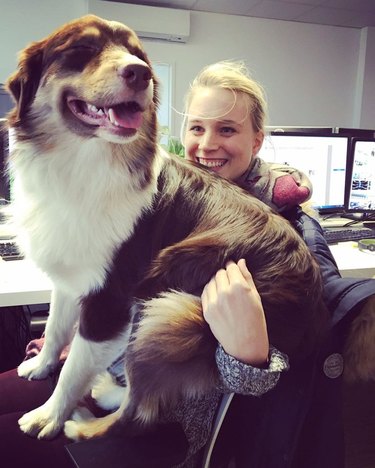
221, 127, 236, 135
190, 125, 204, 133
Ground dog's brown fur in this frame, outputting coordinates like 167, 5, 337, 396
344, 295, 375, 382
6, 15, 332, 441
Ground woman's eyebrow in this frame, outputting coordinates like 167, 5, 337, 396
218, 119, 242, 126
187, 118, 242, 126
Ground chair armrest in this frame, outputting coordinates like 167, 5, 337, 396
65, 422, 188, 468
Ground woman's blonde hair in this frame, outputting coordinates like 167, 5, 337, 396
182, 60, 267, 139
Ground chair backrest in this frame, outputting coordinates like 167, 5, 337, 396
201, 393, 234, 468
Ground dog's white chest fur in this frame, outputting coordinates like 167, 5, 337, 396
11, 137, 158, 297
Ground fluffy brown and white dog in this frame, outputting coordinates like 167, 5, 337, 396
6, 15, 327, 441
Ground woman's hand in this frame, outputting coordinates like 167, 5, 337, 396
201, 259, 269, 367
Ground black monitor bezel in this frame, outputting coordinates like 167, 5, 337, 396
266, 126, 334, 135
0, 118, 10, 202
345, 136, 375, 215
263, 130, 351, 215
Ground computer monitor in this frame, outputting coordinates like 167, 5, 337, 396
0, 118, 10, 202
0, 85, 13, 119
333, 127, 375, 139
258, 132, 350, 214
346, 138, 375, 218
266, 126, 333, 135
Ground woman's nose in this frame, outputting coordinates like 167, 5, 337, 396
199, 131, 219, 151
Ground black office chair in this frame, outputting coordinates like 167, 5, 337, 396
65, 421, 188, 468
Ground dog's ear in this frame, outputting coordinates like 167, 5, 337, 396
6, 40, 45, 121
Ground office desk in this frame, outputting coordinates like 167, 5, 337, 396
0, 258, 52, 307
329, 241, 375, 279
1, 242, 375, 308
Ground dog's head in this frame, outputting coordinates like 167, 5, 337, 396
6, 15, 159, 145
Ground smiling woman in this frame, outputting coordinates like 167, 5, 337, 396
182, 62, 266, 183
184, 87, 263, 180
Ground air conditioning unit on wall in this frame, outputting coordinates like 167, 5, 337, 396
89, 0, 191, 42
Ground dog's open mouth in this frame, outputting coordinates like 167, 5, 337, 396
66, 96, 144, 133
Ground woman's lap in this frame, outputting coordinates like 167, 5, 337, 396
0, 367, 55, 414
0, 368, 73, 467
0, 411, 72, 468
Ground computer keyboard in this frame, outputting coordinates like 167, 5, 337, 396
323, 227, 375, 244
0, 240, 23, 261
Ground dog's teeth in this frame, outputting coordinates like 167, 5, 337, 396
108, 108, 115, 123
88, 104, 99, 113
108, 108, 120, 127
87, 104, 105, 116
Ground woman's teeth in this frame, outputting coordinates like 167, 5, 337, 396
197, 158, 226, 168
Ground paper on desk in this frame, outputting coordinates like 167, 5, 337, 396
329, 241, 375, 278
0, 223, 16, 240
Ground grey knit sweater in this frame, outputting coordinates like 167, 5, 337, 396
107, 344, 289, 467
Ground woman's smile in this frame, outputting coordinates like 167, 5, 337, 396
195, 157, 228, 171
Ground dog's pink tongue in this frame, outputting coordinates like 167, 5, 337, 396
109, 107, 143, 129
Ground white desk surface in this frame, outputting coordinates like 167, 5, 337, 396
1, 241, 375, 308
0, 259, 52, 307
329, 241, 375, 279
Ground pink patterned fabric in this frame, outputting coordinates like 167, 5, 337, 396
25, 336, 70, 362
237, 157, 312, 212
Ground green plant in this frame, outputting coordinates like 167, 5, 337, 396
159, 126, 185, 157
166, 137, 185, 157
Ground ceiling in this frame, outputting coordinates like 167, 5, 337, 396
111, 0, 375, 28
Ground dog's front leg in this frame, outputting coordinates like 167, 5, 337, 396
18, 288, 79, 380
18, 330, 126, 439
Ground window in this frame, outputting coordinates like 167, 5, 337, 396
154, 63, 172, 146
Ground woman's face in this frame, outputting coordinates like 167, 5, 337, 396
184, 87, 264, 181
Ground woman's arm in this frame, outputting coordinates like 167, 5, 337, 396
215, 344, 289, 395
286, 206, 375, 325
201, 259, 289, 395
201, 259, 269, 366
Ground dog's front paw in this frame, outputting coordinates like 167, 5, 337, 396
18, 355, 56, 380
18, 404, 63, 439
91, 371, 125, 410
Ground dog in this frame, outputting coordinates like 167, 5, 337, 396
5, 15, 327, 441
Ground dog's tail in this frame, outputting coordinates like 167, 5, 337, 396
126, 290, 218, 424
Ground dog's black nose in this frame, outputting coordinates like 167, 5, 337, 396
120, 64, 152, 91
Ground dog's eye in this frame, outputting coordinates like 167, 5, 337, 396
69, 44, 99, 52
53, 43, 100, 72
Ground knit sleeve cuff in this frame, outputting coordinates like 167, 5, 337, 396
215, 345, 289, 395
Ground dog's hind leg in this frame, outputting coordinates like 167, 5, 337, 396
64, 385, 132, 441
18, 289, 79, 380
91, 371, 126, 410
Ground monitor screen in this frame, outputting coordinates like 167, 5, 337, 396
346, 138, 375, 214
258, 132, 350, 213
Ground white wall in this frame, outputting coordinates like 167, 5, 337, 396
355, 27, 375, 128
1, 0, 373, 136
142, 11, 363, 135
0, 0, 87, 80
